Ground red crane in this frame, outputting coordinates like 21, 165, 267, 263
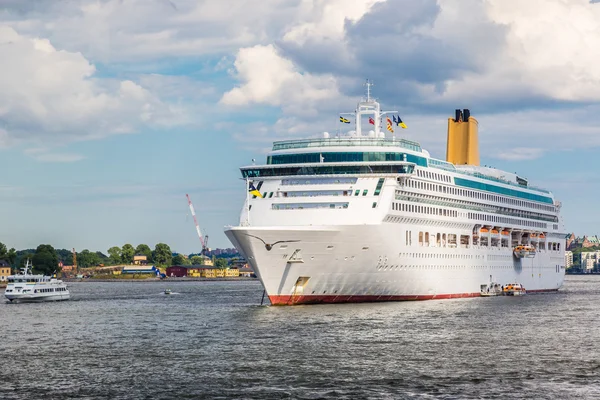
186, 194, 209, 255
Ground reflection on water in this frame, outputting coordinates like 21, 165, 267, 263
1, 276, 599, 399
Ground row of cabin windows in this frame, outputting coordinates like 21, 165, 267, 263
406, 178, 554, 212
376, 265, 561, 274
454, 177, 553, 205
8, 278, 46, 283
416, 169, 451, 183
468, 212, 546, 229
393, 199, 547, 230
392, 202, 458, 218
398, 184, 557, 224
35, 287, 66, 293
414, 231, 561, 251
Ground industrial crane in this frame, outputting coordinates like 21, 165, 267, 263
186, 194, 210, 255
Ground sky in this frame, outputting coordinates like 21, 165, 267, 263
1, 0, 600, 254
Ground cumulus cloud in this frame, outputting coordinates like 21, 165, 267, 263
219, 0, 600, 158
0, 0, 301, 62
220, 44, 342, 114
0, 26, 181, 154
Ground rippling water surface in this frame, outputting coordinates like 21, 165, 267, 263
1, 276, 599, 399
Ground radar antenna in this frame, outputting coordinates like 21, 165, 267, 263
364, 79, 374, 102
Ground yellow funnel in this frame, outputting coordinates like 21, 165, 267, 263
446, 109, 479, 166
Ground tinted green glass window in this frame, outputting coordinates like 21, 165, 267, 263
269, 152, 427, 166
374, 178, 385, 195
454, 178, 553, 204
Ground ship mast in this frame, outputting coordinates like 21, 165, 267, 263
349, 79, 397, 138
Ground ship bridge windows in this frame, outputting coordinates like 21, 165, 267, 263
282, 177, 357, 185
243, 164, 415, 178
282, 190, 351, 197
272, 202, 349, 210
268, 152, 427, 166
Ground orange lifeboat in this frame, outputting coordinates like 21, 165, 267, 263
480, 228, 489, 233
539, 233, 546, 239
491, 229, 499, 234
501, 230, 510, 236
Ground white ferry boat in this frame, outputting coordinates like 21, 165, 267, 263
4, 260, 70, 302
225, 82, 566, 305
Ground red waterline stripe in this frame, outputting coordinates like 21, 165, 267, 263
269, 289, 560, 306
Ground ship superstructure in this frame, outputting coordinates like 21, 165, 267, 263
225, 83, 566, 305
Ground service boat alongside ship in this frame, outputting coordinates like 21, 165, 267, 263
4, 260, 70, 303
225, 82, 566, 306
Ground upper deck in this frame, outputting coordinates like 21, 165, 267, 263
242, 81, 555, 203
272, 137, 422, 153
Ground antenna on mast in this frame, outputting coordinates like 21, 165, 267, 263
186, 194, 209, 255
365, 79, 374, 102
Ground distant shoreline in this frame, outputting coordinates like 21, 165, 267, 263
65, 277, 258, 283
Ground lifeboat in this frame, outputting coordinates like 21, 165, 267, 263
501, 230, 510, 236
491, 229, 499, 235
503, 283, 526, 296
531, 233, 538, 238
539, 233, 546, 239
513, 245, 536, 259
480, 228, 489, 233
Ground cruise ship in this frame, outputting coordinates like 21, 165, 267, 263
225, 83, 566, 305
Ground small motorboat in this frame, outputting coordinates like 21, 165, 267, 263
164, 289, 172, 295
480, 282, 503, 297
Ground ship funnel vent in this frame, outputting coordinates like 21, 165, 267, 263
454, 109, 463, 122
446, 109, 479, 166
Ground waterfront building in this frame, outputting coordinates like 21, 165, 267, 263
0, 260, 10, 282
568, 234, 600, 250
165, 265, 241, 278
121, 265, 161, 276
237, 266, 255, 278
565, 251, 573, 270
133, 254, 148, 265
566, 233, 575, 250
580, 251, 600, 273
197, 255, 213, 266
166, 266, 189, 277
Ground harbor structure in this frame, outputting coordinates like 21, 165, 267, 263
565, 251, 573, 270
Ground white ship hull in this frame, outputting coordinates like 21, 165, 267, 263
5, 292, 70, 303
226, 224, 565, 306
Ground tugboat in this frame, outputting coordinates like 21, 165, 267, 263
4, 260, 70, 302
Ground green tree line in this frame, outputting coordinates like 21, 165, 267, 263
1, 241, 238, 274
